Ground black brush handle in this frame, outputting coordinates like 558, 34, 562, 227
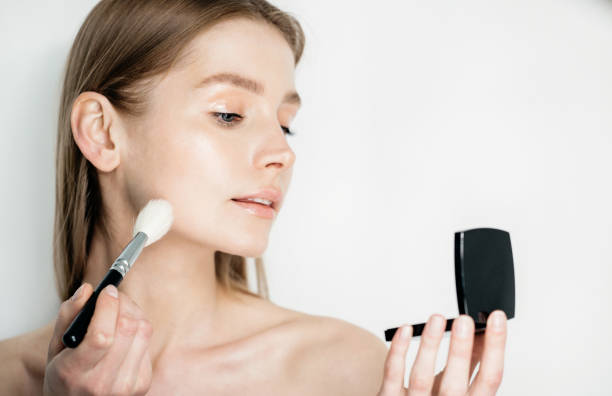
62, 269, 123, 348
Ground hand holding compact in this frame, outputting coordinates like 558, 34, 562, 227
377, 310, 507, 396
43, 282, 154, 396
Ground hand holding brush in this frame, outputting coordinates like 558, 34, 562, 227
43, 199, 173, 396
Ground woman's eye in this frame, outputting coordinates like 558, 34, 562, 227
212, 112, 295, 136
212, 112, 243, 127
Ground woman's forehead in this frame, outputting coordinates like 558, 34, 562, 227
177, 18, 293, 71
168, 22, 296, 99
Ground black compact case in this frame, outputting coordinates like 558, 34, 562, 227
384, 227, 515, 341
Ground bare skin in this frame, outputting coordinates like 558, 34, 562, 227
0, 14, 508, 396
0, 17, 390, 395
0, 286, 388, 395
377, 312, 508, 395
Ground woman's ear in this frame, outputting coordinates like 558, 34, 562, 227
70, 91, 122, 172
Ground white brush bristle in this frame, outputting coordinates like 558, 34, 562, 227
133, 199, 174, 247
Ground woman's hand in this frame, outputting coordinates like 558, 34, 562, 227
43, 283, 154, 396
377, 310, 507, 396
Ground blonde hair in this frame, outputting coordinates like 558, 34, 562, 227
53, 0, 305, 301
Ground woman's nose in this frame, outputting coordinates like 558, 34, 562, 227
262, 142, 295, 170
256, 127, 296, 170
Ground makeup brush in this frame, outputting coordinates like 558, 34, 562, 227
62, 199, 174, 348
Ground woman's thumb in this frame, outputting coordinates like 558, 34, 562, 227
47, 283, 93, 361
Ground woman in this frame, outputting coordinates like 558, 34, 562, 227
0, 0, 508, 395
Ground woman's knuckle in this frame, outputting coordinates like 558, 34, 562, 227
382, 361, 397, 379
409, 374, 432, 392
117, 316, 139, 336
90, 330, 114, 349
482, 369, 504, 388
138, 319, 153, 338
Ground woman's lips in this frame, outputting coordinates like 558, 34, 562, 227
231, 199, 275, 219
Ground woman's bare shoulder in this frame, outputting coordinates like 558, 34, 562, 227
277, 310, 390, 395
0, 321, 54, 396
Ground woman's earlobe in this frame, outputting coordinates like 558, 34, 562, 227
70, 92, 121, 172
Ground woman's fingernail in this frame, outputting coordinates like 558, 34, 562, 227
104, 284, 118, 298
457, 316, 470, 337
431, 315, 445, 333
492, 311, 506, 329
400, 325, 412, 340
70, 284, 85, 301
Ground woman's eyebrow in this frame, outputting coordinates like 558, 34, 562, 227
196, 72, 301, 107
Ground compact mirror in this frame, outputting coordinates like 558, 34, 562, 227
384, 227, 516, 341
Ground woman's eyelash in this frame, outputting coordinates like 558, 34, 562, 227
281, 126, 295, 136
212, 112, 295, 136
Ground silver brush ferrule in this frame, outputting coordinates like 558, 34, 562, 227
109, 231, 148, 277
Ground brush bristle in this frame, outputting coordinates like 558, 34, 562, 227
133, 199, 174, 247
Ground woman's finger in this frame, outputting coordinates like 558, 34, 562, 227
91, 312, 140, 387
47, 282, 93, 362
89, 290, 148, 385
406, 314, 445, 396
377, 324, 413, 395
132, 348, 153, 393
71, 284, 121, 370
436, 315, 474, 395
468, 310, 507, 396
109, 319, 154, 395
470, 332, 485, 376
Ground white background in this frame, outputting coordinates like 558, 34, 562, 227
1, 1, 611, 394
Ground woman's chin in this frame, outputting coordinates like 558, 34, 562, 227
226, 240, 269, 258
209, 230, 269, 258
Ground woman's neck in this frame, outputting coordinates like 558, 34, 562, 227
82, 224, 233, 364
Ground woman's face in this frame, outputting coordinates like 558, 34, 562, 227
120, 18, 299, 257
